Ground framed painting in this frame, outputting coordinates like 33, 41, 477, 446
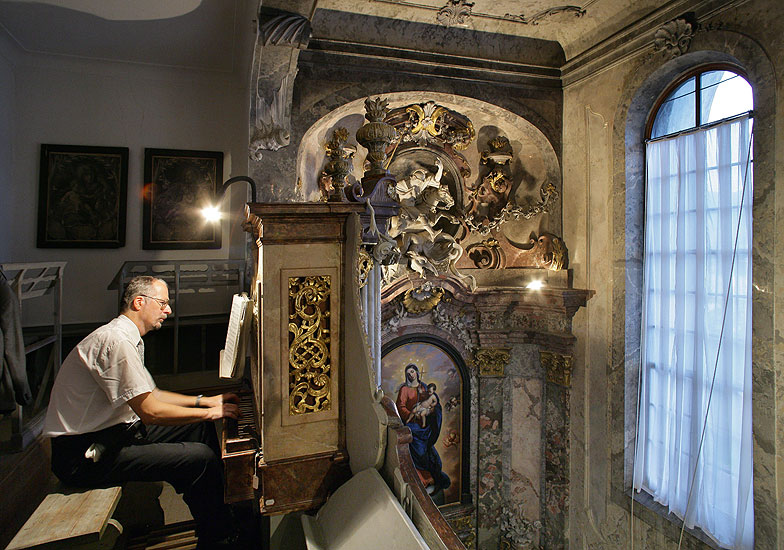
143, 148, 223, 250
37, 144, 128, 248
381, 336, 469, 506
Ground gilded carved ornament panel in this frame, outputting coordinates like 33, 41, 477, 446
288, 275, 332, 415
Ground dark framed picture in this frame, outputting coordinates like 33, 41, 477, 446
37, 144, 128, 248
143, 148, 223, 250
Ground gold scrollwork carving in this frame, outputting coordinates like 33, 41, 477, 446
357, 248, 373, 289
451, 515, 473, 531
540, 350, 572, 387
475, 348, 510, 377
402, 283, 444, 314
288, 276, 332, 415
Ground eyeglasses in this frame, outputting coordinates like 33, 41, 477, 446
140, 295, 171, 309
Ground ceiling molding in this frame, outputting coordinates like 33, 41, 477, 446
561, 0, 748, 88
301, 40, 562, 89
371, 0, 591, 26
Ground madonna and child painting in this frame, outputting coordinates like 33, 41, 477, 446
381, 340, 464, 505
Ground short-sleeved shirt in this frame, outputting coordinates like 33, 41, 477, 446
43, 315, 156, 437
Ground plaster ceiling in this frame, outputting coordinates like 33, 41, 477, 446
0, 0, 677, 69
315, 0, 668, 60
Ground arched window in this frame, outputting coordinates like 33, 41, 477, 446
633, 67, 754, 549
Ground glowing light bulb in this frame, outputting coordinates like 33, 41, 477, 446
201, 205, 222, 222
526, 280, 544, 290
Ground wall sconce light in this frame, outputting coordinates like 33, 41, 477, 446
526, 280, 545, 290
202, 175, 258, 222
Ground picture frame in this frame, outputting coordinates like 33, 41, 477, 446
37, 144, 128, 248
381, 336, 469, 507
143, 148, 224, 250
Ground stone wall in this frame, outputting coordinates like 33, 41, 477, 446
562, 0, 783, 547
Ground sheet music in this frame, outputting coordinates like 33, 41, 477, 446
220, 293, 251, 379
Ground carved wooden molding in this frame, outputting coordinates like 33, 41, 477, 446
288, 275, 333, 415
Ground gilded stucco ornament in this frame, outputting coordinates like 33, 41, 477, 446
540, 350, 572, 387
653, 18, 693, 58
475, 348, 510, 377
357, 248, 373, 289
402, 282, 445, 314
387, 101, 475, 153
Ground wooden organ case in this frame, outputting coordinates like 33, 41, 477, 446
222, 203, 364, 511
221, 201, 465, 549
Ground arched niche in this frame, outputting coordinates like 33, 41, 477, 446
295, 92, 563, 240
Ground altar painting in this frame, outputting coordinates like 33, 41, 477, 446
381, 341, 463, 505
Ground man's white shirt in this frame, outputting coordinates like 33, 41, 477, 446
43, 315, 156, 437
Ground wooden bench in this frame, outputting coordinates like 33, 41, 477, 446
5, 484, 123, 550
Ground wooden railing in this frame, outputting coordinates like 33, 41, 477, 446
379, 396, 466, 550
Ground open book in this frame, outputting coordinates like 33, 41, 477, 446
219, 293, 252, 379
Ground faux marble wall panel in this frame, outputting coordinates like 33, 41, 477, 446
477, 375, 505, 548
563, 1, 783, 548
509, 377, 543, 533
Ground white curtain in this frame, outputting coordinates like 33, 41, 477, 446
634, 115, 754, 549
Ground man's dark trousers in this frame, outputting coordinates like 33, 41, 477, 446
50, 421, 232, 543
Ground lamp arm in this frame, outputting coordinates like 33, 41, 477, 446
219, 176, 258, 203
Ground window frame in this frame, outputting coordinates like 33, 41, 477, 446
632, 64, 754, 550
644, 63, 751, 140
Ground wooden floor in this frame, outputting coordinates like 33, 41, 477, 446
127, 521, 198, 550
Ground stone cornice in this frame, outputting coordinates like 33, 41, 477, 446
561, 0, 751, 88
301, 39, 562, 89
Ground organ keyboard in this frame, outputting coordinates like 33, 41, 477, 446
220, 390, 258, 503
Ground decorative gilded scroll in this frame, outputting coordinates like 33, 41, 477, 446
288, 276, 332, 414
402, 282, 444, 314
357, 248, 373, 289
475, 348, 510, 377
540, 350, 572, 387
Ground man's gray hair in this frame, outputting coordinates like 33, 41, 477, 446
121, 276, 166, 312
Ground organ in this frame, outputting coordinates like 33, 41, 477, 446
219, 201, 465, 548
